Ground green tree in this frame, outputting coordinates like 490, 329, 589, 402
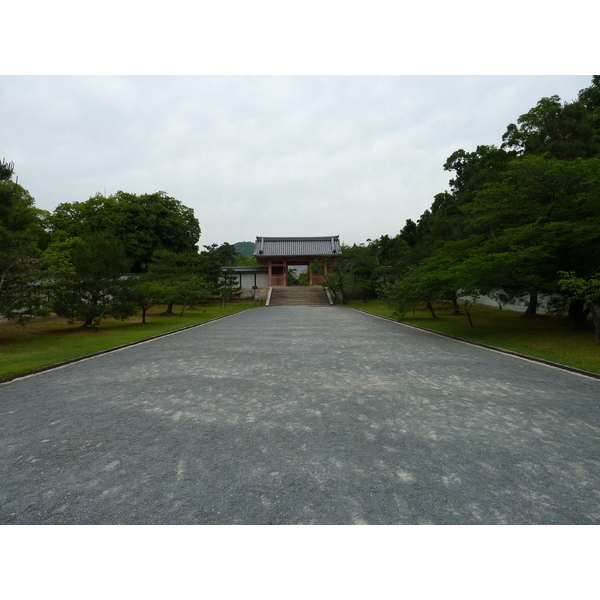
144, 250, 198, 314
0, 158, 14, 182
558, 271, 600, 345
462, 154, 600, 316
175, 275, 211, 315
383, 237, 480, 322
49, 191, 201, 272
501, 86, 600, 160
287, 267, 298, 286
233, 254, 260, 267
362, 234, 411, 290
128, 280, 162, 324
214, 242, 240, 266
218, 270, 241, 303
199, 244, 224, 293
49, 232, 135, 328
144, 249, 215, 314
312, 256, 355, 304
336, 243, 385, 300
0, 175, 50, 322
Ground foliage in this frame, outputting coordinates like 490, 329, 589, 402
0, 158, 14, 181
48, 232, 136, 328
218, 270, 242, 303
287, 267, 298, 286
233, 254, 260, 266
382, 239, 477, 321
462, 154, 600, 315
369, 77, 600, 329
311, 256, 356, 304
175, 276, 211, 314
214, 242, 239, 266
501, 93, 600, 159
557, 271, 600, 345
0, 253, 48, 324
199, 244, 226, 293
144, 250, 202, 313
0, 179, 50, 322
48, 191, 201, 272
0, 161, 230, 327
128, 280, 162, 324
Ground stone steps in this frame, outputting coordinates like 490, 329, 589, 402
268, 286, 331, 306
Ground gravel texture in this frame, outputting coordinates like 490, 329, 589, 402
1, 306, 599, 524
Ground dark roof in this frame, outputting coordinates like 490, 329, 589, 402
253, 236, 341, 257
221, 266, 268, 273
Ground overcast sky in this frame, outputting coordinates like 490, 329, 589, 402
2, 75, 593, 248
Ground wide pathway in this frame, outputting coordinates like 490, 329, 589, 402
1, 306, 599, 524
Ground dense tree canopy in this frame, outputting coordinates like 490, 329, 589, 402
0, 163, 50, 322
328, 78, 600, 342
49, 232, 135, 328
49, 191, 201, 272
385, 78, 600, 336
0, 162, 210, 326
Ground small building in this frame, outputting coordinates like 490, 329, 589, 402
253, 236, 341, 287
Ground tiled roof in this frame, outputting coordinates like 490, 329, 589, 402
253, 236, 341, 257
221, 266, 268, 273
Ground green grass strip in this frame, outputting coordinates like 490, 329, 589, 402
0, 303, 256, 382
346, 299, 600, 376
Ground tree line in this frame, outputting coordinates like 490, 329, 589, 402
3, 77, 599, 341
0, 173, 248, 328
322, 77, 600, 344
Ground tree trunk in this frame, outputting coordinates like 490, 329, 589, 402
166, 301, 174, 314
448, 291, 460, 315
339, 285, 348, 305
590, 305, 600, 346
568, 299, 589, 330
465, 308, 474, 327
524, 292, 538, 317
451, 297, 460, 315
426, 301, 437, 318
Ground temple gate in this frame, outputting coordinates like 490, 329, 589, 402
253, 236, 341, 286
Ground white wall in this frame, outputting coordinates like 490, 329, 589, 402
239, 272, 269, 288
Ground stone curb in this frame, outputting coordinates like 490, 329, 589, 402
0, 310, 251, 385
349, 307, 600, 381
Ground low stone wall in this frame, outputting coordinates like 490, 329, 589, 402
237, 287, 269, 302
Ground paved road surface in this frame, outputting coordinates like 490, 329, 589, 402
1, 306, 598, 524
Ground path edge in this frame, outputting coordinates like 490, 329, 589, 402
1, 309, 252, 384
349, 307, 600, 381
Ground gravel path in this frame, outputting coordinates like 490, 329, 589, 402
1, 306, 598, 524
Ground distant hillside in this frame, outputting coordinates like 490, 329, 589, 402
234, 241, 255, 256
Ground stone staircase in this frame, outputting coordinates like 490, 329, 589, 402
268, 286, 331, 306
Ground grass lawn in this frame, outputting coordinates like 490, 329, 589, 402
0, 302, 256, 381
347, 299, 600, 376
